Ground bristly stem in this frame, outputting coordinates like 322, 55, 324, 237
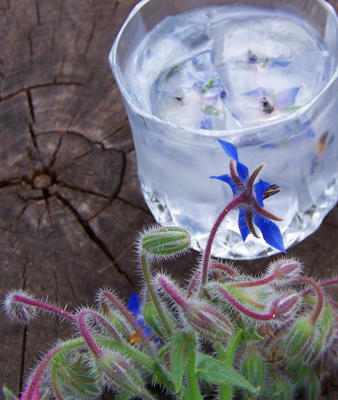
99, 290, 153, 355
187, 263, 237, 297
200, 193, 246, 291
216, 330, 242, 400
215, 285, 277, 321
186, 345, 203, 400
141, 255, 172, 336
12, 294, 76, 321
77, 309, 122, 357
23, 339, 84, 400
297, 277, 324, 325
157, 276, 187, 308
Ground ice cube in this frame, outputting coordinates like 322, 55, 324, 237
150, 51, 233, 130
211, 13, 330, 125
129, 16, 212, 112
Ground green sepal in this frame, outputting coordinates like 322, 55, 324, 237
196, 353, 259, 393
2, 387, 18, 400
170, 331, 196, 392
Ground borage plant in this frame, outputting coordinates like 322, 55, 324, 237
3, 140, 337, 400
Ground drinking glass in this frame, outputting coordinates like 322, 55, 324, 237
109, 0, 338, 259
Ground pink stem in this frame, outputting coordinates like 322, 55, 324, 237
77, 310, 122, 357
99, 291, 153, 354
13, 294, 76, 322
297, 277, 324, 325
158, 276, 187, 308
187, 263, 237, 297
216, 285, 276, 321
211, 262, 238, 276
201, 193, 246, 290
78, 312, 103, 358
25, 345, 64, 399
229, 273, 276, 288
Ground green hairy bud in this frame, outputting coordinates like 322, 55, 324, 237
96, 351, 144, 396
284, 318, 314, 359
241, 349, 265, 395
272, 380, 293, 400
140, 226, 191, 258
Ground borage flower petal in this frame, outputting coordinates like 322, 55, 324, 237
211, 140, 285, 253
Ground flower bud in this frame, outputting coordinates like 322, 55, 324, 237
284, 318, 314, 359
304, 303, 336, 365
241, 350, 265, 394
183, 301, 233, 341
272, 380, 293, 400
272, 292, 300, 321
96, 351, 143, 395
3, 290, 37, 324
268, 258, 302, 283
140, 226, 190, 258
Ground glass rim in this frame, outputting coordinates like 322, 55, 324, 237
110, 0, 338, 139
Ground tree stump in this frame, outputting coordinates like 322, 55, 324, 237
0, 0, 337, 398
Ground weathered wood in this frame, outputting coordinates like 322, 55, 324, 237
0, 0, 337, 398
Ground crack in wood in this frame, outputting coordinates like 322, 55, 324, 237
57, 180, 111, 199
26, 91, 35, 122
35, 0, 41, 25
87, 151, 127, 221
48, 134, 63, 168
56, 193, 134, 287
27, 32, 33, 59
84, 21, 96, 59
28, 124, 42, 159
0, 82, 84, 102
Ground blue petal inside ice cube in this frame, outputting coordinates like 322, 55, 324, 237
150, 51, 228, 130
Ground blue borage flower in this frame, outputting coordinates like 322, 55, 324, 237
127, 292, 155, 340
243, 86, 301, 114
211, 139, 286, 253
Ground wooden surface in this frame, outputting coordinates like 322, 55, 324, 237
0, 0, 337, 398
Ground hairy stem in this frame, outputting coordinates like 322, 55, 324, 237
200, 194, 245, 290
216, 285, 276, 321
99, 290, 153, 355
141, 255, 172, 336
13, 294, 76, 321
77, 309, 122, 357
297, 277, 324, 325
216, 330, 242, 400
186, 346, 203, 400
24, 338, 84, 399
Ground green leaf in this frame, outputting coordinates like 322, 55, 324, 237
143, 302, 166, 337
196, 354, 258, 393
2, 387, 18, 400
201, 76, 215, 93
51, 351, 101, 399
171, 331, 196, 392
285, 105, 301, 111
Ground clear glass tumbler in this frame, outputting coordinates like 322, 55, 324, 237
109, 0, 338, 259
